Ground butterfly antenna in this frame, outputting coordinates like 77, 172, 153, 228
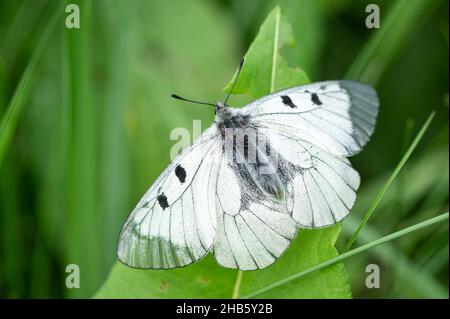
223, 57, 244, 106
170, 94, 216, 107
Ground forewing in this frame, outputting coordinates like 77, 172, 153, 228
117, 128, 221, 269
213, 155, 297, 270
245, 80, 379, 156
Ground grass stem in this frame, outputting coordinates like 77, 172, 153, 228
343, 111, 435, 252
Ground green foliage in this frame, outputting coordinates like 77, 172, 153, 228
64, 0, 101, 297
0, 4, 61, 168
96, 256, 236, 298
344, 112, 436, 252
346, 0, 444, 84
246, 213, 449, 298
96, 226, 351, 298
343, 147, 449, 298
224, 6, 309, 98
96, 6, 351, 299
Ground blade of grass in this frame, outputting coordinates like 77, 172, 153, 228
0, 162, 24, 297
339, 147, 448, 297
98, 0, 131, 276
395, 118, 415, 216
0, 2, 62, 168
64, 0, 100, 297
0, 54, 5, 111
243, 212, 449, 299
421, 243, 449, 273
346, 0, 443, 84
343, 111, 435, 252
347, 147, 447, 228
1, 0, 48, 70
343, 215, 448, 298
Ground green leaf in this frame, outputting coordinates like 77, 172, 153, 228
95, 225, 350, 298
96, 257, 235, 298
224, 6, 309, 98
96, 6, 351, 299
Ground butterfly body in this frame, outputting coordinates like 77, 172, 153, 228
118, 80, 379, 270
216, 105, 285, 202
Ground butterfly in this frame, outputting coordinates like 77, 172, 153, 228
117, 59, 379, 270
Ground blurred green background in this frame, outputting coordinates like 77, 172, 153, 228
0, 0, 448, 298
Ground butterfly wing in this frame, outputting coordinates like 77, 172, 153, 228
260, 127, 360, 228
245, 80, 379, 156
213, 154, 297, 270
117, 128, 221, 269
242, 80, 378, 228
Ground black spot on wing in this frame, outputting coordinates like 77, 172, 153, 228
311, 93, 322, 105
175, 165, 186, 183
281, 95, 297, 108
157, 193, 169, 210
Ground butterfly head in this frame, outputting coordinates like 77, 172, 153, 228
216, 101, 226, 110
215, 101, 236, 123
215, 101, 228, 115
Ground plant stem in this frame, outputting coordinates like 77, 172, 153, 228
232, 270, 244, 299
270, 6, 280, 93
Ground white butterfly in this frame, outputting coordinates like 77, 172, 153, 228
117, 61, 379, 270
